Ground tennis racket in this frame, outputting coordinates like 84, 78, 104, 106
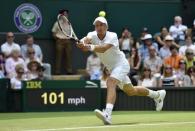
57, 14, 80, 42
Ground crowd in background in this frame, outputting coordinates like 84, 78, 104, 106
0, 33, 51, 90
1, 14, 195, 89
86, 16, 195, 88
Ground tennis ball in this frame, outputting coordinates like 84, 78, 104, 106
99, 11, 106, 17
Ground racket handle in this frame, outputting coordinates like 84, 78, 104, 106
70, 38, 80, 43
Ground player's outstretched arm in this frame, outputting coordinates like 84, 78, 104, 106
92, 44, 113, 53
77, 37, 113, 53
77, 42, 113, 53
76, 37, 91, 51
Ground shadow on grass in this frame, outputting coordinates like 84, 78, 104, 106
112, 121, 167, 126
112, 122, 139, 125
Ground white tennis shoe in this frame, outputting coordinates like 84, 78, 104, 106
154, 90, 166, 111
94, 109, 112, 125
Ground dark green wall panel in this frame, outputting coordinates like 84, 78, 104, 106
1, 0, 181, 38
0, 0, 182, 71
106, 1, 181, 37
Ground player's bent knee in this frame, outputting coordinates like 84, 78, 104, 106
123, 83, 136, 96
106, 77, 119, 88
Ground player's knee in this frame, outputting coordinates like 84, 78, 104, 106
123, 84, 137, 96
127, 89, 137, 96
106, 77, 119, 88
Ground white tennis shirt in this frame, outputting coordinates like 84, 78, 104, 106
87, 31, 129, 70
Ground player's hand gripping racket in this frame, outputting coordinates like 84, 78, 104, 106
57, 14, 80, 43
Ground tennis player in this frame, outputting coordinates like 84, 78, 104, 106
77, 17, 166, 125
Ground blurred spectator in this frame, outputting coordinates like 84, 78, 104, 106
139, 34, 158, 60
21, 35, 42, 60
164, 45, 183, 71
179, 36, 195, 56
175, 59, 191, 87
0, 52, 5, 78
140, 27, 149, 40
187, 66, 195, 86
1, 32, 20, 57
192, 19, 195, 42
160, 65, 178, 87
21, 35, 51, 76
154, 26, 169, 49
136, 27, 149, 48
27, 61, 41, 80
175, 59, 186, 77
25, 47, 41, 65
144, 46, 162, 75
138, 67, 156, 87
52, 9, 74, 75
128, 47, 141, 76
86, 53, 102, 80
33, 66, 51, 80
119, 27, 134, 57
5, 49, 25, 78
101, 67, 110, 88
11, 64, 25, 90
169, 16, 188, 45
159, 35, 173, 59
184, 48, 195, 70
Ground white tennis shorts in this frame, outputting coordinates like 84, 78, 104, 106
110, 64, 132, 90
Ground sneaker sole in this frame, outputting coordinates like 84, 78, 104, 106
94, 109, 111, 125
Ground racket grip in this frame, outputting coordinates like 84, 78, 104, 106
70, 38, 80, 43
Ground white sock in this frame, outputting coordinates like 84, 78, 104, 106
105, 103, 113, 116
147, 89, 159, 99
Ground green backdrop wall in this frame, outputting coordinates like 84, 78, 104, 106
1, 0, 182, 39
0, 0, 183, 73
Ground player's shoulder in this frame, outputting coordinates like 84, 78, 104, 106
106, 31, 118, 37
87, 31, 97, 36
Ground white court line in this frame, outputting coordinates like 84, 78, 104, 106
24, 121, 195, 131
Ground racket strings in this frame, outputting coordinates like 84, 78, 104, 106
58, 15, 78, 41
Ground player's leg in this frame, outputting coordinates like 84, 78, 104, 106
95, 65, 127, 125
121, 76, 166, 111
105, 77, 120, 115
95, 76, 119, 125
